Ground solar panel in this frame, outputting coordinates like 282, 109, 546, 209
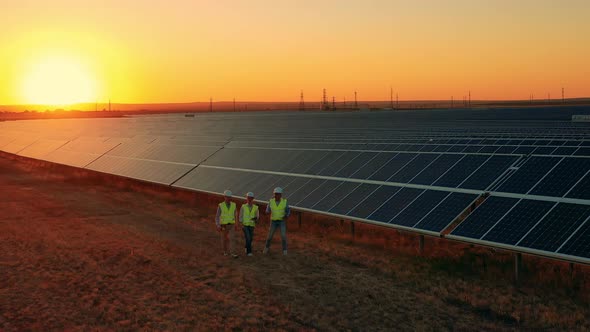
3, 109, 590, 264
413, 192, 478, 232
481, 200, 556, 245
557, 218, 590, 259
518, 203, 590, 252
296, 180, 344, 209
388, 154, 439, 183
369, 153, 417, 181
529, 157, 590, 197
333, 152, 378, 178
329, 183, 379, 215
388, 190, 450, 227
350, 153, 397, 179
288, 178, 328, 205
459, 155, 518, 190
496, 156, 561, 194
410, 154, 463, 185
311, 181, 361, 211
433, 155, 490, 188
451, 196, 519, 239
305, 151, 345, 175
367, 187, 424, 222
317, 151, 361, 176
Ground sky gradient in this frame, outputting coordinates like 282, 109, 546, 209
1, 0, 589, 104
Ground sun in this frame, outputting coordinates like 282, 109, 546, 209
20, 55, 99, 106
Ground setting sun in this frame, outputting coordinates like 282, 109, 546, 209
20, 55, 99, 106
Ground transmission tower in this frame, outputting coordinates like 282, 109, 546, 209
354, 91, 358, 109
322, 88, 328, 110
299, 90, 305, 111
332, 96, 335, 110
390, 87, 394, 109
209, 97, 213, 112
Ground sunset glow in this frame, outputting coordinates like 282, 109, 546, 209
1, 0, 589, 105
20, 55, 99, 106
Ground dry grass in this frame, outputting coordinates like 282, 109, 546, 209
0, 153, 589, 331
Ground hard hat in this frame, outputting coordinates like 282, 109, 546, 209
273, 187, 283, 194
223, 190, 232, 197
246, 192, 255, 198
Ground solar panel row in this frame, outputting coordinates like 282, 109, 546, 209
449, 196, 590, 260
1, 111, 590, 265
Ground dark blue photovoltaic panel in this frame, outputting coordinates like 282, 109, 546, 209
286, 151, 326, 173
312, 181, 360, 211
351, 153, 397, 179
296, 180, 343, 209
529, 158, 590, 197
249, 174, 284, 197
552, 147, 578, 156
574, 147, 590, 156
482, 200, 556, 245
329, 183, 379, 215
389, 190, 450, 227
317, 151, 361, 176
495, 146, 517, 154
388, 154, 439, 183
420, 145, 437, 152
333, 152, 378, 178
288, 179, 327, 205
566, 173, 590, 200
231, 172, 267, 197
462, 146, 482, 153
558, 220, 590, 259
513, 146, 535, 155
410, 154, 463, 185
451, 196, 519, 239
447, 145, 467, 152
478, 146, 500, 154
518, 203, 590, 252
304, 151, 345, 175
369, 153, 417, 181
347, 186, 401, 219
367, 188, 424, 222
533, 146, 557, 155
282, 177, 311, 195
433, 145, 452, 152
433, 155, 490, 188
496, 156, 561, 194
460, 155, 518, 190
414, 192, 478, 233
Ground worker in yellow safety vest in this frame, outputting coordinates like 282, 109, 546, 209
240, 192, 259, 256
215, 190, 239, 257
263, 187, 290, 255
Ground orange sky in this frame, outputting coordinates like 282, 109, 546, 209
1, 0, 589, 105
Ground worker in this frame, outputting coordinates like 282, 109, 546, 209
215, 190, 239, 257
240, 192, 259, 256
263, 187, 290, 255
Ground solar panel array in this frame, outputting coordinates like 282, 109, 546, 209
1, 107, 590, 264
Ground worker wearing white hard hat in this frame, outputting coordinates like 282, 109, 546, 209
215, 189, 239, 257
263, 187, 290, 255
239, 192, 259, 256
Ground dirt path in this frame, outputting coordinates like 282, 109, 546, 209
0, 156, 588, 331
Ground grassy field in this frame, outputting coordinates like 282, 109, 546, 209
0, 154, 589, 331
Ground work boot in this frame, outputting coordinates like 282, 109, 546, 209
283, 250, 288, 256
263, 247, 269, 254
247, 253, 253, 257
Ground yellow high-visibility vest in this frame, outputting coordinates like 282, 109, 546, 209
242, 204, 258, 227
269, 198, 287, 221
219, 202, 236, 225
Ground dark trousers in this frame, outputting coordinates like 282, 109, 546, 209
243, 226, 255, 254
265, 220, 287, 251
